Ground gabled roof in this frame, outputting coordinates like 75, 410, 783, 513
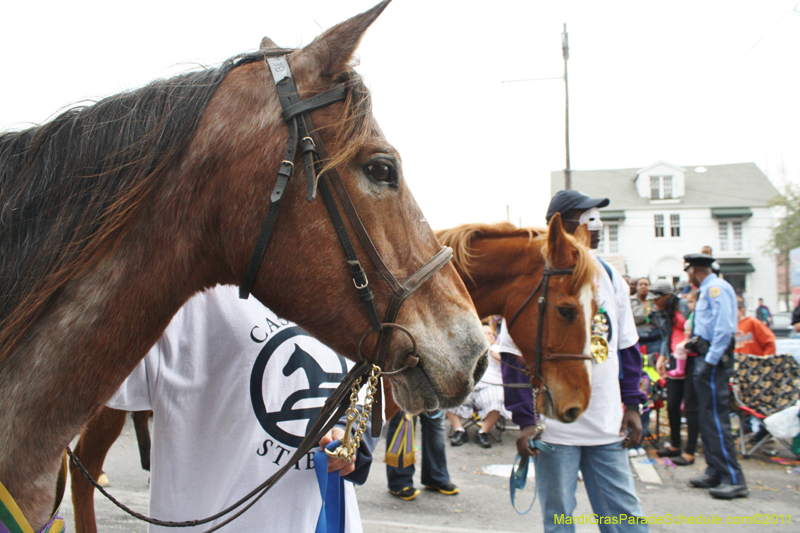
551, 162, 780, 210
635, 160, 686, 177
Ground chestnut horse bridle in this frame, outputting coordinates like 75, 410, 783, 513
505, 263, 593, 390
68, 52, 455, 531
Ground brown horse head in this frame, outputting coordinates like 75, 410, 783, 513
436, 214, 596, 423
206, 2, 488, 412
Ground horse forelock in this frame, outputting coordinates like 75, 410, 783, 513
0, 49, 293, 365
540, 229, 597, 295
313, 69, 374, 176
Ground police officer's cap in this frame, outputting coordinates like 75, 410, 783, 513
683, 253, 715, 271
546, 190, 610, 223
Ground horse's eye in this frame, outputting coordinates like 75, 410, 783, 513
557, 306, 576, 321
363, 162, 398, 187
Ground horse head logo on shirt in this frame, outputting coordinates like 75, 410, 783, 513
250, 326, 347, 448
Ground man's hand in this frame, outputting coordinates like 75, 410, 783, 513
794, 322, 800, 333
516, 424, 543, 458
319, 427, 356, 477
619, 408, 642, 448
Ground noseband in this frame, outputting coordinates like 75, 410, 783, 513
506, 263, 593, 390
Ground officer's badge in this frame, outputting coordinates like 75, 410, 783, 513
709, 287, 721, 298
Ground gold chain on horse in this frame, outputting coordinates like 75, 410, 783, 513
326, 364, 381, 462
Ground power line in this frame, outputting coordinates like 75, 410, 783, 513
701, 5, 799, 95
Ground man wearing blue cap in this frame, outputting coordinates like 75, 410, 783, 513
500, 190, 649, 532
683, 253, 748, 499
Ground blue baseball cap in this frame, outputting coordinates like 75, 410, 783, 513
546, 190, 610, 223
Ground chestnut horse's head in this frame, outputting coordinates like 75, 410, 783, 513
198, 1, 487, 413
437, 215, 596, 423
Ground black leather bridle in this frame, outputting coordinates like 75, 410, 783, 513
68, 53, 455, 531
505, 263, 593, 390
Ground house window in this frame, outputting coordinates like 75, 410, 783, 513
597, 224, 618, 254
670, 214, 680, 237
663, 176, 673, 199
719, 221, 729, 251
608, 224, 618, 253
649, 175, 674, 199
650, 176, 660, 199
654, 214, 664, 237
733, 221, 743, 251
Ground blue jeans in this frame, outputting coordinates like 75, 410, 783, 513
535, 441, 648, 533
385, 411, 450, 490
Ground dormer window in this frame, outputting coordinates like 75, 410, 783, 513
635, 162, 686, 200
650, 175, 673, 199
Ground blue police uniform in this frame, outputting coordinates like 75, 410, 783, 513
692, 274, 737, 365
692, 273, 746, 491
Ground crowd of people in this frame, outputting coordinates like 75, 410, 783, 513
97, 187, 796, 533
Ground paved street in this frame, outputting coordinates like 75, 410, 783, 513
63, 415, 800, 532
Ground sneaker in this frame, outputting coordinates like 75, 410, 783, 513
628, 448, 639, 457
97, 472, 110, 488
449, 429, 468, 446
390, 486, 420, 501
424, 482, 459, 495
476, 431, 492, 448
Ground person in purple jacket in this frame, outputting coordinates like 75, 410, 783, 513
498, 190, 649, 533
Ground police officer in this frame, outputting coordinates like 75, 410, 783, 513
684, 253, 748, 499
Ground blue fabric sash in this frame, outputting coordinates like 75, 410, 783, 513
314, 440, 346, 533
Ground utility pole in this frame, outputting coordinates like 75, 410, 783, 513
562, 23, 571, 190
501, 25, 574, 190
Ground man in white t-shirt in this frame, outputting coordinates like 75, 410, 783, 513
108, 285, 376, 532
499, 190, 649, 533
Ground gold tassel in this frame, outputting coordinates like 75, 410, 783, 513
384, 413, 415, 468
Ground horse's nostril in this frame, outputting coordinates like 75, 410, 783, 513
472, 350, 488, 382
562, 407, 581, 422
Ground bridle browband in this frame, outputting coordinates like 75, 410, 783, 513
506, 262, 593, 389
68, 53, 454, 531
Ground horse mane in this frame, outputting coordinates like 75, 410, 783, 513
436, 221, 596, 292
0, 48, 374, 365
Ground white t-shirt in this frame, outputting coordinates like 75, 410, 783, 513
474, 344, 504, 389
107, 285, 362, 532
496, 258, 639, 446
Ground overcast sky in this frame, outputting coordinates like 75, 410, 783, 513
2, 0, 798, 229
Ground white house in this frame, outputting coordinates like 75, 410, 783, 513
551, 161, 781, 312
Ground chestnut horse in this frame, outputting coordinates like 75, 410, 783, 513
0, 2, 488, 529
69, 409, 151, 533
432, 216, 597, 423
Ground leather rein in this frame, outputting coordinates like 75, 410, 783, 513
68, 53, 453, 531
504, 263, 593, 390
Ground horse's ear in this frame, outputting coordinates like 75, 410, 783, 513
574, 224, 591, 248
547, 213, 574, 268
260, 36, 280, 50
300, 0, 391, 79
